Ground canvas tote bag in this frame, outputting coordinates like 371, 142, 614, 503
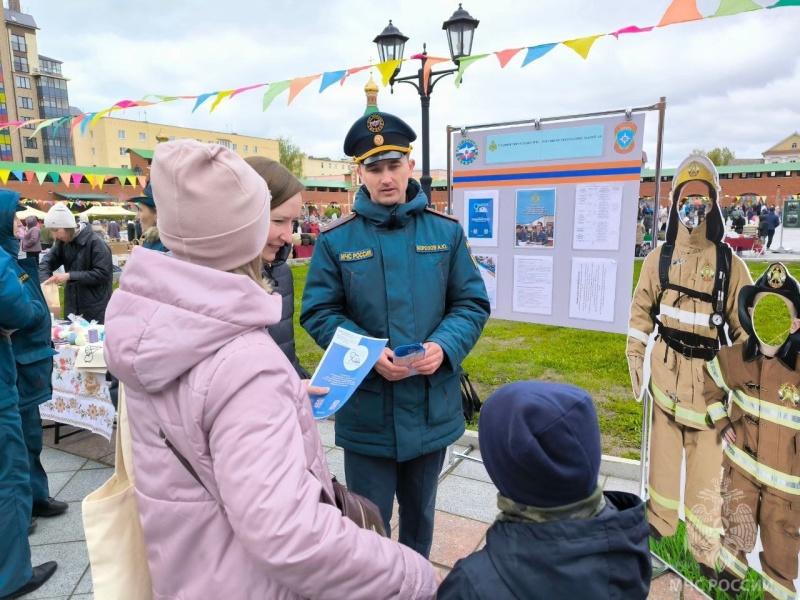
82, 384, 153, 600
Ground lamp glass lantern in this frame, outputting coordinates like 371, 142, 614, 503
442, 4, 479, 61
373, 20, 409, 64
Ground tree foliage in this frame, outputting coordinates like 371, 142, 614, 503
279, 136, 305, 177
691, 147, 736, 166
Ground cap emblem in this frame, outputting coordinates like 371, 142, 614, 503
366, 115, 385, 133
687, 162, 701, 178
767, 264, 787, 289
373, 134, 384, 147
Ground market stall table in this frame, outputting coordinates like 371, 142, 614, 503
40, 342, 115, 442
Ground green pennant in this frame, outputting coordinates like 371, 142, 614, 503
768, 0, 800, 6
454, 54, 490, 88
712, 0, 763, 17
262, 81, 291, 111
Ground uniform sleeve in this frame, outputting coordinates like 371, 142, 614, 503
426, 226, 490, 384
627, 251, 660, 360
725, 255, 753, 344
300, 232, 370, 350
0, 248, 47, 331
436, 563, 482, 600
207, 349, 436, 600
703, 354, 733, 436
68, 237, 113, 287
38, 239, 64, 281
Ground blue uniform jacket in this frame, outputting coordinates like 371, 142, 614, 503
300, 180, 490, 461
0, 247, 49, 412
437, 492, 652, 600
0, 192, 56, 410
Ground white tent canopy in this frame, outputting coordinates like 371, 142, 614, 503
80, 205, 137, 218
17, 206, 47, 220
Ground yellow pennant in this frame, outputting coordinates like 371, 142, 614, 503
376, 59, 403, 86
562, 35, 603, 60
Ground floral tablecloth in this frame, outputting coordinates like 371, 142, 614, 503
39, 344, 116, 440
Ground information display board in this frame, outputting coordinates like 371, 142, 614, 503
450, 112, 646, 334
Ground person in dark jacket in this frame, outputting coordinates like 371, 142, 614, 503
38, 203, 113, 323
0, 192, 66, 528
0, 245, 58, 599
766, 205, 781, 249
758, 207, 769, 245
438, 381, 652, 600
245, 156, 328, 396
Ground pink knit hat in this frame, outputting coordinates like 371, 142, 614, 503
151, 140, 270, 272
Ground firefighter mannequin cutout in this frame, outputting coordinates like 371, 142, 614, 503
627, 154, 753, 572
704, 263, 800, 600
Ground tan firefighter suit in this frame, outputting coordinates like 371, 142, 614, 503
627, 155, 752, 569
704, 267, 800, 600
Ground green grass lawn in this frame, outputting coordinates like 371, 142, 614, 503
293, 259, 800, 459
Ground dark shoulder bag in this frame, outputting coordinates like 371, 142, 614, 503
460, 371, 482, 425
160, 430, 386, 537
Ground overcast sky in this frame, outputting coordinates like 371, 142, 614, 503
23, 0, 800, 169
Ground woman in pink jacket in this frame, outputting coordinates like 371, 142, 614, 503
103, 140, 438, 600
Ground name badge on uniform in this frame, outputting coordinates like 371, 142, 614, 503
339, 248, 374, 262
416, 243, 449, 253
18, 273, 29, 284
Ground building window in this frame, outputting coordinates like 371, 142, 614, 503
232, 143, 237, 151
13, 56, 28, 73
169, 136, 175, 141
253, 146, 258, 154
793, 143, 798, 149
139, 132, 146, 142
10, 34, 26, 53
740, 173, 748, 179
17, 96, 33, 110
91, 148, 96, 156
90, 131, 94, 139
24, 157, 39, 163
23, 136, 36, 149
121, 164, 127, 169
21, 117, 35, 129
217, 139, 231, 149
120, 147, 127, 155
14, 75, 30, 89
755, 172, 762, 178
243, 145, 248, 152
118, 130, 126, 139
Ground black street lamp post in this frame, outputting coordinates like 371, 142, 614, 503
373, 4, 479, 205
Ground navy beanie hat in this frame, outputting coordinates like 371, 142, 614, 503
480, 381, 602, 508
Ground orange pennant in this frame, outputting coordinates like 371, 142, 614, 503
287, 75, 321, 105
24, 171, 34, 182
495, 48, 523, 68
138, 176, 147, 188
658, 0, 703, 26
59, 173, 71, 186
422, 57, 449, 94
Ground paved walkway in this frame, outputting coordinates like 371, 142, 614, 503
29, 420, 703, 599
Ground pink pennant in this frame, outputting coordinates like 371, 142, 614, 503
611, 25, 654, 38
113, 100, 140, 109
340, 65, 371, 86
24, 171, 34, 182
71, 173, 83, 188
230, 83, 267, 99
495, 48, 523, 68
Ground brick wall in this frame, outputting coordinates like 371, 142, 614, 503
640, 173, 800, 207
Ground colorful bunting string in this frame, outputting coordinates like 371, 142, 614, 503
0, 0, 795, 137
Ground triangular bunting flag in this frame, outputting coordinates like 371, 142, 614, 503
769, 0, 800, 6
90, 109, 112, 127
229, 83, 266, 99
192, 93, 217, 113
80, 114, 95, 136
35, 171, 48, 184
209, 90, 234, 112
494, 48, 522, 68
0, 170, 10, 185
376, 59, 403, 86
60, 173, 71, 186
71, 173, 83, 188
33, 117, 60, 136
138, 176, 147, 188
23, 171, 35, 182
319, 70, 347, 93
712, 0, 763, 17
611, 25, 654, 38
262, 81, 291, 111
340, 65, 370, 86
658, 0, 703, 26
521, 43, 558, 67
422, 57, 449, 94
562, 35, 603, 60
128, 176, 138, 187
96, 176, 105, 190
51, 116, 71, 138
454, 54, 490, 88
70, 115, 86, 138
49, 172, 59, 184
288, 75, 321, 105
85, 175, 96, 188
11, 170, 23, 182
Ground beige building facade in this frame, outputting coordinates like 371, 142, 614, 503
303, 155, 354, 178
763, 132, 800, 164
73, 116, 280, 169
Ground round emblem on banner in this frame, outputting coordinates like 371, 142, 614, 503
366, 115, 384, 133
373, 134, 384, 147
613, 122, 637, 154
455, 138, 479, 165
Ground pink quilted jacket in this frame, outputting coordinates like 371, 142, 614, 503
104, 248, 436, 600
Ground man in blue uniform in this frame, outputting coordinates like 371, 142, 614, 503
300, 111, 490, 558
0, 223, 58, 598
0, 192, 66, 525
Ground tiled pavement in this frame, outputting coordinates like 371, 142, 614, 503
29, 420, 704, 599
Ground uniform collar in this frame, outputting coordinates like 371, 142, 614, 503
743, 335, 800, 371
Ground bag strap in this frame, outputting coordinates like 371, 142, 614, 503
115, 383, 134, 486
159, 428, 210, 494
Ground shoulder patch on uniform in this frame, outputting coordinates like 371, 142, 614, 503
321, 212, 357, 233
424, 207, 459, 222
18, 273, 29, 284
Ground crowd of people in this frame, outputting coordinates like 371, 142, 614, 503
0, 110, 654, 599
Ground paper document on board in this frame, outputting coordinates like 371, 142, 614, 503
308, 327, 388, 419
